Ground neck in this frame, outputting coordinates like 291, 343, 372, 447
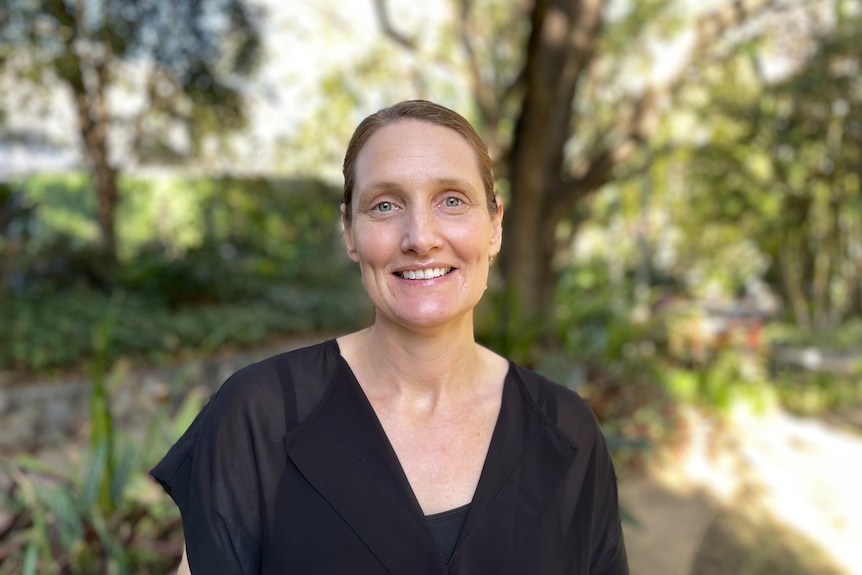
346, 316, 483, 402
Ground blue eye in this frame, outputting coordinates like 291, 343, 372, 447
444, 197, 462, 208
375, 201, 394, 212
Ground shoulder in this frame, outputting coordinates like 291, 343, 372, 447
509, 363, 602, 448
204, 339, 340, 431
152, 342, 341, 573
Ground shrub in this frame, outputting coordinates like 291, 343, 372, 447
0, 174, 370, 373
0, 315, 203, 574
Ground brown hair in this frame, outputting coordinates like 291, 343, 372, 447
341, 100, 497, 225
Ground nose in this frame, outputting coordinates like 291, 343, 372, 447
401, 205, 441, 255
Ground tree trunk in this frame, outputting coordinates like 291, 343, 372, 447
779, 196, 812, 330
51, 1, 119, 264
500, 0, 603, 330
779, 242, 811, 331
64, 81, 119, 261
80, 62, 118, 262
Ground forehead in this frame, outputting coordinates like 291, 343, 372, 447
353, 120, 481, 191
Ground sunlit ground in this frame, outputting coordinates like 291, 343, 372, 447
621, 402, 862, 575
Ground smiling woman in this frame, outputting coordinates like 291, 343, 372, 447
152, 100, 629, 575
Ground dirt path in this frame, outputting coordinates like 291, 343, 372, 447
620, 403, 862, 575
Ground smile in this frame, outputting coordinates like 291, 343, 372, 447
395, 267, 453, 280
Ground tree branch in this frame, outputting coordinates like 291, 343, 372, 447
372, 0, 416, 51
557, 0, 808, 210
456, 0, 496, 126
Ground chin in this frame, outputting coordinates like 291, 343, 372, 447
383, 305, 478, 332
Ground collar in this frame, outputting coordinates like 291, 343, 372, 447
285, 350, 579, 573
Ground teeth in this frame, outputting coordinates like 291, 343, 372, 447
399, 267, 451, 280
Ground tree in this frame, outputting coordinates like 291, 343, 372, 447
370, 0, 829, 341
675, 1, 862, 330
0, 0, 261, 263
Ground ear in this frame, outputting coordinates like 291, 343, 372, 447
341, 203, 359, 262
489, 196, 504, 258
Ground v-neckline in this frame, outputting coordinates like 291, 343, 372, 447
283, 339, 580, 572
330, 338, 513, 520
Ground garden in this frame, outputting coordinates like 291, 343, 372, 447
1, 172, 860, 573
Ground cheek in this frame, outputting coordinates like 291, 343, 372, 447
350, 229, 389, 265
453, 225, 495, 258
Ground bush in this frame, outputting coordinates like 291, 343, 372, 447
0, 439, 185, 574
0, 174, 370, 373
0, 317, 204, 575
0, 287, 368, 372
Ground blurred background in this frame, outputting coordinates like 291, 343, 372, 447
1, 0, 861, 573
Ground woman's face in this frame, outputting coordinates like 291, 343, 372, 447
343, 120, 503, 332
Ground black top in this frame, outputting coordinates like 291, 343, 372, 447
151, 339, 628, 574
426, 503, 470, 561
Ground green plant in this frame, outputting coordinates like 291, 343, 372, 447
0, 440, 184, 574
0, 307, 201, 574
661, 349, 774, 415
1, 174, 370, 374
770, 369, 862, 415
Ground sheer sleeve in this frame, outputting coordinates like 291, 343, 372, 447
588, 426, 629, 575
517, 366, 629, 575
151, 358, 289, 575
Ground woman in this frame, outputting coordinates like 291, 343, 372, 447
152, 100, 629, 574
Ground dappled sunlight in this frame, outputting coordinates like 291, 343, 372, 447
621, 403, 862, 575
692, 490, 849, 575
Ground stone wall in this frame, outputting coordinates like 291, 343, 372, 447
0, 337, 323, 454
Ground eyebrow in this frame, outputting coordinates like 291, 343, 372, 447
361, 177, 480, 194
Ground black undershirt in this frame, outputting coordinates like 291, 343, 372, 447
425, 503, 470, 560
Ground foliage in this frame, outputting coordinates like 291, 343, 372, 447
0, 448, 181, 574
764, 320, 862, 414
661, 351, 773, 414
669, 5, 862, 330
0, 287, 366, 372
653, 310, 862, 418
0, 0, 263, 258
772, 369, 862, 415
0, 0, 262, 160
0, 174, 369, 372
0, 313, 202, 574
767, 318, 862, 353
532, 2, 862, 422
550, 264, 676, 462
